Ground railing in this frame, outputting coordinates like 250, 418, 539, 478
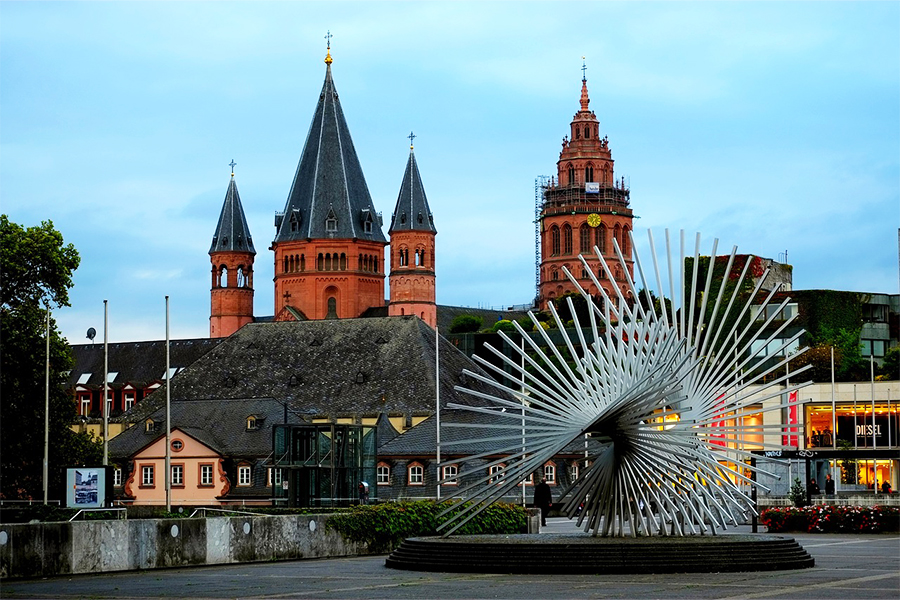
189, 507, 262, 518
68, 507, 127, 521
0, 499, 61, 506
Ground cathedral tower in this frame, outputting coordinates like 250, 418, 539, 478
388, 136, 436, 327
210, 166, 256, 338
538, 66, 634, 310
271, 42, 388, 321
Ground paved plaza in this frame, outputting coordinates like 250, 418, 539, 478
3, 519, 898, 599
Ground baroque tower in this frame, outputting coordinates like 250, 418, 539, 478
538, 66, 634, 309
271, 42, 388, 321
209, 166, 256, 338
388, 136, 437, 327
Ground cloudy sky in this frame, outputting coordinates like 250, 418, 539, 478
2, 1, 898, 344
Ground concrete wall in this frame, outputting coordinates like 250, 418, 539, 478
0, 513, 370, 580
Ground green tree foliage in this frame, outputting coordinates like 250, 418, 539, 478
490, 319, 517, 333
448, 314, 483, 334
1, 215, 100, 500
880, 346, 899, 380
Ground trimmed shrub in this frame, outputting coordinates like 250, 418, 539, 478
326, 500, 528, 552
761, 505, 900, 534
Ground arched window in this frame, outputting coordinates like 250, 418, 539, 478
398, 248, 406, 267
288, 256, 294, 273
552, 270, 559, 281
575, 127, 580, 139
550, 226, 560, 256
340, 253, 347, 270
300, 254, 305, 271
563, 225, 573, 255
219, 266, 228, 288
317, 253, 324, 270
581, 268, 588, 279
584, 126, 590, 139
283, 257, 288, 274
596, 224, 607, 254
613, 224, 621, 250
567, 165, 575, 185
441, 464, 458, 485
408, 462, 424, 486
377, 462, 391, 485
326, 296, 338, 319
579, 224, 591, 253
358, 255, 363, 270
621, 227, 630, 255
585, 165, 594, 182
544, 462, 556, 484
488, 464, 505, 485
237, 266, 246, 287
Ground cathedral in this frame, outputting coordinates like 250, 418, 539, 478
208, 41, 437, 338
207, 44, 633, 338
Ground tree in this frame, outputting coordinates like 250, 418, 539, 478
448, 314, 483, 334
0, 215, 99, 500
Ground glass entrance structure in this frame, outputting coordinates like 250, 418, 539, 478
272, 424, 376, 507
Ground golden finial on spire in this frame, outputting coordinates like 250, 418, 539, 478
324, 30, 333, 64
408, 131, 416, 150
229, 159, 236, 177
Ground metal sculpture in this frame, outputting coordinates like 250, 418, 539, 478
440, 230, 811, 537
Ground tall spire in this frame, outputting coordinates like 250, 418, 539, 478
580, 56, 590, 111
389, 136, 436, 235
210, 167, 255, 255
324, 29, 333, 65
273, 40, 385, 244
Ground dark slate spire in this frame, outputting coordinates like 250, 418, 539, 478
274, 54, 386, 244
388, 142, 436, 234
210, 173, 256, 255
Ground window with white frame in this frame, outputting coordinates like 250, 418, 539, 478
80, 394, 91, 416
489, 464, 505, 484
238, 465, 252, 486
171, 464, 184, 486
570, 463, 579, 482
442, 464, 458, 485
124, 392, 135, 411
268, 467, 283, 487
113, 468, 122, 486
105, 390, 113, 415
544, 463, 556, 484
520, 472, 533, 486
199, 464, 214, 486
141, 465, 154, 487
377, 463, 391, 485
408, 463, 424, 485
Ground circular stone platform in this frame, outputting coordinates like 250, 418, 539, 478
385, 533, 814, 574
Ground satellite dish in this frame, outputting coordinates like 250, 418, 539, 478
86, 327, 96, 341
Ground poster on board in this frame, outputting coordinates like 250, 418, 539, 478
66, 468, 107, 508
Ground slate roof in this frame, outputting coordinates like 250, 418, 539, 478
273, 59, 386, 244
379, 409, 605, 457
123, 317, 504, 425
388, 148, 436, 234
210, 176, 256, 255
67, 338, 224, 390
108, 397, 300, 460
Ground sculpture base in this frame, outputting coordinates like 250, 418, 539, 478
385, 533, 814, 574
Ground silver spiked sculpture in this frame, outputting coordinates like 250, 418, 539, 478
439, 229, 811, 537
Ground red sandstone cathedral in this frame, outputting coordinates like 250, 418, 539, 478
208, 46, 632, 338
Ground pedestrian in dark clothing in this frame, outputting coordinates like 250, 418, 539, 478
534, 477, 553, 527
825, 474, 835, 495
808, 478, 820, 495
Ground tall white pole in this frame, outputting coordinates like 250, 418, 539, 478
43, 305, 50, 505
831, 346, 836, 449
435, 325, 441, 500
165, 296, 171, 511
103, 300, 109, 466
521, 335, 526, 507
871, 355, 876, 452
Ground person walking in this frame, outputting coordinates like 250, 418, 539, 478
825, 473, 835, 495
534, 477, 553, 527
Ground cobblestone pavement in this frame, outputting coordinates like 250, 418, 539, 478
3, 519, 898, 599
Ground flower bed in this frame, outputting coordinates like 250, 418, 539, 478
760, 505, 900, 533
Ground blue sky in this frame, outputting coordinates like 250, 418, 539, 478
2, 1, 898, 344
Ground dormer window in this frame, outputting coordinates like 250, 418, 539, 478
325, 209, 338, 232
400, 213, 407, 224
290, 209, 301, 233
145, 419, 155, 433
356, 371, 366, 384
246, 416, 258, 430
417, 212, 423, 224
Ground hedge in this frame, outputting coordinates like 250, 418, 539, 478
326, 500, 528, 552
761, 505, 900, 534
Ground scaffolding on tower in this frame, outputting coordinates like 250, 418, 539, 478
534, 176, 550, 306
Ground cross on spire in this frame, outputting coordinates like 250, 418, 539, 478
229, 159, 236, 176
325, 30, 332, 49
581, 56, 587, 81
408, 131, 416, 149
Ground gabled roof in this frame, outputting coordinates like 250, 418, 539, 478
210, 176, 256, 255
273, 59, 386, 244
123, 317, 502, 425
389, 147, 436, 234
67, 338, 224, 390
109, 397, 298, 460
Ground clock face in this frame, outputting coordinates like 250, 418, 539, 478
587, 213, 602, 228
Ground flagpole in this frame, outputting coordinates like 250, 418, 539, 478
43, 304, 50, 505
435, 325, 441, 501
103, 299, 109, 466
165, 296, 171, 511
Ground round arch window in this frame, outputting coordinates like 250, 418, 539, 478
171, 439, 184, 452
